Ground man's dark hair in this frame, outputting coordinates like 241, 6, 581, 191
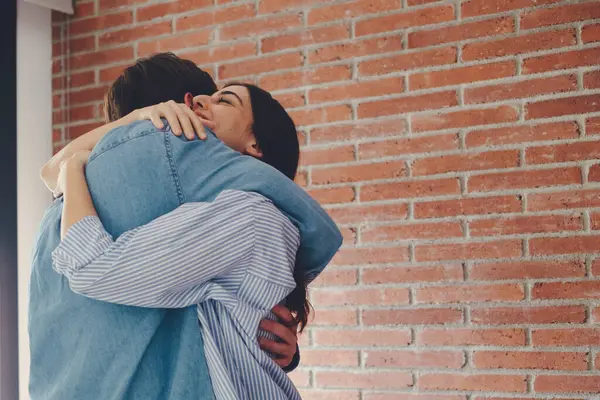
104, 52, 217, 122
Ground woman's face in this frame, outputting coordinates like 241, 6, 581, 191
188, 86, 261, 157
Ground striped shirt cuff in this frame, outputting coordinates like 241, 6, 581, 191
52, 216, 114, 279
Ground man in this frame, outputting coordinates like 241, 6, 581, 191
29, 54, 342, 399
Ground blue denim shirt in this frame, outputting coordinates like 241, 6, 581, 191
29, 121, 342, 399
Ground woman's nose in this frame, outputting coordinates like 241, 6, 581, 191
192, 95, 210, 110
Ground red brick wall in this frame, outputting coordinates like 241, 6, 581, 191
52, 0, 600, 398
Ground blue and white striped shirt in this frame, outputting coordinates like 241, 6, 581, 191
52, 190, 302, 400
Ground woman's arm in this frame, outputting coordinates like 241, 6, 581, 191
42, 100, 214, 195
59, 151, 96, 239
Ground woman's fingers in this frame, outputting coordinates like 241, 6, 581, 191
159, 103, 183, 136
148, 110, 165, 131
181, 104, 207, 140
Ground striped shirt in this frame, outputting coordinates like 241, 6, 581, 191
52, 190, 302, 400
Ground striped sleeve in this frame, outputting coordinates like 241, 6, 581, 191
52, 190, 263, 308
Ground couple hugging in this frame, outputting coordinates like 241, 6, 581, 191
29, 53, 342, 399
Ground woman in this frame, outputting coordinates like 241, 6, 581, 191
49, 84, 321, 399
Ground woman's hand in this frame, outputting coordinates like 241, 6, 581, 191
135, 100, 216, 140
55, 151, 91, 198
259, 305, 299, 369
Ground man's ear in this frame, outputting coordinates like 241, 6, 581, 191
244, 140, 263, 159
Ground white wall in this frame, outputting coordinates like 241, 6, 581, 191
17, 1, 54, 398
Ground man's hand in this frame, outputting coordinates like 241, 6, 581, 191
259, 305, 299, 368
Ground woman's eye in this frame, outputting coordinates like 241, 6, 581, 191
218, 97, 231, 105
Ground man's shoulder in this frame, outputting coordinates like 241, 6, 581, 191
92, 120, 161, 158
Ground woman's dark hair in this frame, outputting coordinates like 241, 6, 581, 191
104, 52, 217, 122
226, 83, 311, 331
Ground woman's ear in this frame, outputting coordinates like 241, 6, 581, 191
244, 140, 263, 159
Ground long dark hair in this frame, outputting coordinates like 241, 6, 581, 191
226, 83, 311, 331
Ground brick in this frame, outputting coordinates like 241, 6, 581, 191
528, 140, 600, 165
473, 351, 587, 370
528, 94, 600, 120
470, 259, 586, 281
262, 24, 350, 53
273, 91, 305, 109
311, 118, 406, 144
68, 36, 96, 54
465, 74, 577, 104
363, 308, 463, 325
301, 349, 359, 367
471, 305, 587, 325
98, 0, 147, 11
69, 47, 134, 71
360, 46, 457, 76
368, 396, 466, 400
311, 268, 358, 286
69, 105, 96, 122
180, 42, 258, 65
533, 280, 600, 300
366, 350, 464, 369
359, 91, 457, 118
583, 23, 600, 43
311, 287, 409, 307
462, 29, 576, 61
470, 214, 582, 236
466, 121, 579, 148
523, 47, 600, 74
410, 61, 516, 91
176, 4, 256, 31
415, 240, 522, 261
67, 86, 108, 105
288, 370, 310, 387
416, 283, 524, 304
361, 178, 460, 201
362, 264, 463, 284
412, 150, 519, 176
462, 0, 561, 18
72, 1, 94, 18
66, 122, 103, 140
260, 65, 352, 92
314, 328, 411, 347
300, 145, 354, 166
220, 14, 303, 41
299, 390, 360, 400
588, 116, 600, 135
594, 306, 600, 322
137, 29, 213, 55
219, 52, 303, 79
312, 309, 358, 326
530, 235, 600, 256
99, 21, 172, 48
310, 77, 404, 105
418, 373, 527, 392
528, 189, 600, 211
417, 328, 527, 346
535, 375, 600, 393
521, 2, 600, 29
308, 0, 403, 25
359, 134, 459, 159
533, 328, 600, 346
309, 36, 403, 64
408, 16, 514, 48
312, 161, 406, 185
362, 221, 463, 242
69, 11, 133, 36
258, 0, 321, 14
468, 167, 582, 193
290, 105, 353, 127
585, 70, 600, 89
68, 71, 96, 88
316, 371, 412, 390
331, 246, 409, 266
415, 195, 522, 219
327, 203, 408, 225
99, 64, 130, 83
355, 5, 455, 36
307, 187, 355, 205
139, 0, 214, 21
412, 105, 519, 133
